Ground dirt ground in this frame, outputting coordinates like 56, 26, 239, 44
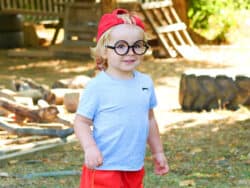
0, 41, 250, 131
1, 44, 250, 132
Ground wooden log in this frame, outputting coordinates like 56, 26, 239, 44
179, 69, 250, 111
234, 76, 250, 106
15, 89, 43, 104
52, 75, 91, 89
63, 92, 80, 113
14, 96, 34, 107
0, 120, 74, 138
37, 99, 50, 108
54, 117, 73, 127
0, 89, 16, 101
51, 88, 82, 105
215, 75, 238, 110
0, 97, 59, 122
13, 78, 56, 104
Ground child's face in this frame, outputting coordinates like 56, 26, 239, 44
104, 24, 146, 76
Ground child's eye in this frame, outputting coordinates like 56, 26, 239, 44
116, 44, 126, 49
134, 44, 143, 48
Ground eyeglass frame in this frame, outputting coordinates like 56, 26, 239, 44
105, 40, 149, 56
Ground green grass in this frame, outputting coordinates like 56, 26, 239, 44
1, 118, 249, 188
144, 119, 250, 188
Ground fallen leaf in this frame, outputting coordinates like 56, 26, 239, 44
59, 179, 66, 184
190, 147, 202, 155
179, 179, 196, 187
245, 159, 250, 165
8, 160, 18, 165
0, 172, 9, 177
211, 127, 219, 132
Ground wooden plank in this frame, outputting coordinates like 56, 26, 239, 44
0, 135, 77, 161
62, 2, 100, 48
0, 9, 63, 17
18, 0, 23, 9
0, 0, 4, 8
156, 22, 186, 34
140, 0, 198, 58
141, 1, 172, 10
65, 26, 97, 33
153, 8, 179, 57
160, 7, 186, 46
0, 0, 73, 17
140, 6, 175, 57
63, 40, 96, 47
169, 6, 195, 46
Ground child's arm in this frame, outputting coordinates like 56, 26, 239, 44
148, 109, 169, 175
74, 114, 103, 169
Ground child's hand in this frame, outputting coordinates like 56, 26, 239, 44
84, 145, 103, 169
152, 152, 169, 175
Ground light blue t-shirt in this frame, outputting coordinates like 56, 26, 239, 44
76, 70, 157, 171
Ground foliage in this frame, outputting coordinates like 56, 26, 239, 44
188, 0, 250, 42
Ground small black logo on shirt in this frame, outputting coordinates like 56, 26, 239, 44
142, 87, 148, 91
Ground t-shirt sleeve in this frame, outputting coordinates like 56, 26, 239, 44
149, 78, 157, 109
76, 82, 98, 120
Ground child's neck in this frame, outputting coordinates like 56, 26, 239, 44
105, 69, 134, 80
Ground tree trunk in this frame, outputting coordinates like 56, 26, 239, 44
101, 0, 117, 14
179, 70, 250, 111
172, 0, 188, 26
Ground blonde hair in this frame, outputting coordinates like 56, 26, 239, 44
91, 13, 146, 71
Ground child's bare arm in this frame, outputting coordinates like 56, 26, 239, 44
148, 109, 169, 175
74, 114, 103, 168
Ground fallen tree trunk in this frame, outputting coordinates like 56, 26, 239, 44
179, 69, 250, 111
0, 120, 74, 138
0, 97, 59, 122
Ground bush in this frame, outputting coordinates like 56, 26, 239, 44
188, 0, 250, 43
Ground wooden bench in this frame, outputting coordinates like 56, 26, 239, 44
0, 0, 75, 45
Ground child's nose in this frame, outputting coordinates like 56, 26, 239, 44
127, 47, 134, 55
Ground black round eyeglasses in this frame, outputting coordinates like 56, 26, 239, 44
105, 40, 149, 56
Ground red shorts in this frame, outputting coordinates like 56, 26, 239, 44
80, 165, 145, 188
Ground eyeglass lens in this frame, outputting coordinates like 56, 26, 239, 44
107, 40, 149, 56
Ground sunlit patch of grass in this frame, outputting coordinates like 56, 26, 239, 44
143, 119, 250, 188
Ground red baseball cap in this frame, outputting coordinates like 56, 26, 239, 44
96, 8, 145, 42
